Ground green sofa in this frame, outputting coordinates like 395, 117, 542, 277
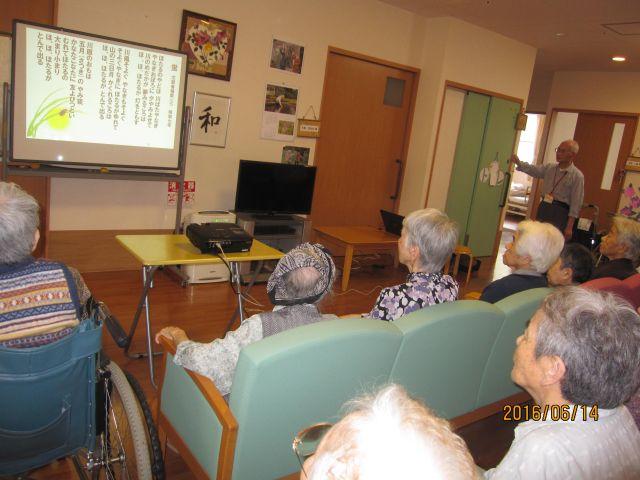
156, 287, 550, 479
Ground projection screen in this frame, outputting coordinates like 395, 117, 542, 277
11, 21, 188, 170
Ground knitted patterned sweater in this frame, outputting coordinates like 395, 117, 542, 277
0, 258, 81, 348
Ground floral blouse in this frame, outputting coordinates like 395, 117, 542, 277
367, 272, 459, 321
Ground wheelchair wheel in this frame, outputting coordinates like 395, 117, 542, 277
93, 361, 153, 479
124, 370, 165, 479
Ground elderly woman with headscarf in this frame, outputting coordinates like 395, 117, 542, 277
591, 215, 640, 280
156, 243, 337, 397
0, 182, 91, 348
367, 208, 459, 321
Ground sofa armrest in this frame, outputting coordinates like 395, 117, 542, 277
157, 336, 239, 480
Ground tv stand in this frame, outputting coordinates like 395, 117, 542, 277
235, 212, 311, 283
252, 214, 293, 221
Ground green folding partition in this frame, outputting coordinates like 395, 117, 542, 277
466, 97, 519, 256
445, 92, 490, 245
445, 93, 519, 256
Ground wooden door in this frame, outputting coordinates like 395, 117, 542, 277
311, 50, 417, 227
572, 113, 637, 230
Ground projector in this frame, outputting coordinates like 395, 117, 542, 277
179, 211, 236, 283
186, 223, 254, 254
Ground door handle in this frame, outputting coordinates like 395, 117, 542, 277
390, 159, 403, 200
499, 172, 511, 208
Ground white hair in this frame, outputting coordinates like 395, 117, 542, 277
563, 139, 579, 154
402, 209, 458, 273
612, 216, 640, 263
515, 220, 564, 273
307, 384, 476, 480
0, 182, 40, 264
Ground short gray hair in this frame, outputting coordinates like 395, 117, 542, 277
515, 220, 564, 273
0, 182, 40, 264
536, 287, 640, 408
612, 216, 640, 263
282, 267, 324, 301
564, 139, 579, 154
402, 209, 458, 273
307, 384, 476, 479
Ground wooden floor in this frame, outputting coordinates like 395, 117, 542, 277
31, 234, 523, 479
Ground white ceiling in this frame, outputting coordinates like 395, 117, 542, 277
379, 0, 640, 74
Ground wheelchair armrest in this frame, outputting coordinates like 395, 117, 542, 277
156, 335, 238, 480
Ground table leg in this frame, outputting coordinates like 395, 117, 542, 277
125, 265, 162, 388
342, 244, 354, 292
225, 260, 264, 334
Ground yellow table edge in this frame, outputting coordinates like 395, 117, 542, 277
116, 234, 284, 266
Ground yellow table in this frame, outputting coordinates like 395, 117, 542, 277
117, 234, 284, 386
313, 226, 399, 291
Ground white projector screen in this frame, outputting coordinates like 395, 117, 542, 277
11, 21, 188, 170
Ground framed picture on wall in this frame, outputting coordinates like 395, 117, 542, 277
190, 92, 231, 147
179, 10, 237, 81
269, 38, 304, 75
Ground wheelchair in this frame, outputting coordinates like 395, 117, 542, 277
0, 302, 164, 479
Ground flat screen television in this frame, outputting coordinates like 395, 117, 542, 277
234, 160, 317, 215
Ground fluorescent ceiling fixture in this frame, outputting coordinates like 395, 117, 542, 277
612, 56, 626, 62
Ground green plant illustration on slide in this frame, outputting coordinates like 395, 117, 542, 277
27, 89, 72, 137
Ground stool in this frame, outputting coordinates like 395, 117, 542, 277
444, 245, 474, 287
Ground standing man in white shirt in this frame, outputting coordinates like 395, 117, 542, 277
511, 139, 584, 240
484, 287, 640, 479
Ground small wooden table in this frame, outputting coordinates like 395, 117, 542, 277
313, 226, 399, 291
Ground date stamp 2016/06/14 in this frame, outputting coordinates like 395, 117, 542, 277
503, 404, 599, 422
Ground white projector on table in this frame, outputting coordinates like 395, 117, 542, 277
179, 210, 236, 283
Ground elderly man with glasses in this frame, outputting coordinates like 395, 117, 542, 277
511, 139, 584, 240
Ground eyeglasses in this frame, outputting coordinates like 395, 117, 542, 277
292, 422, 333, 478
555, 147, 570, 153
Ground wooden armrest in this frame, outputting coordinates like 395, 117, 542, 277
157, 336, 238, 480
463, 291, 482, 300
339, 313, 365, 318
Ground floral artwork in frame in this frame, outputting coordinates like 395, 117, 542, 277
179, 10, 237, 81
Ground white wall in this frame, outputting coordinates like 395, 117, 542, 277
399, 17, 536, 214
51, 1, 536, 229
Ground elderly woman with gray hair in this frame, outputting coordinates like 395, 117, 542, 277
480, 220, 564, 304
156, 243, 337, 397
367, 208, 459, 321
0, 182, 90, 348
591, 215, 640, 280
485, 287, 640, 478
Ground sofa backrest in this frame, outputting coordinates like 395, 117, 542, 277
623, 273, 640, 309
229, 317, 402, 480
476, 287, 551, 408
389, 300, 504, 419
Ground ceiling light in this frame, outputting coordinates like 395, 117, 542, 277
555, 32, 565, 37
612, 56, 626, 62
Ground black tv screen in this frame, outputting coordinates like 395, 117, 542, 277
234, 160, 317, 215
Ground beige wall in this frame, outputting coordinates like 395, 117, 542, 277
547, 71, 640, 152
398, 17, 536, 214
50, 0, 536, 229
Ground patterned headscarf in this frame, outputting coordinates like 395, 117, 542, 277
267, 243, 335, 305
